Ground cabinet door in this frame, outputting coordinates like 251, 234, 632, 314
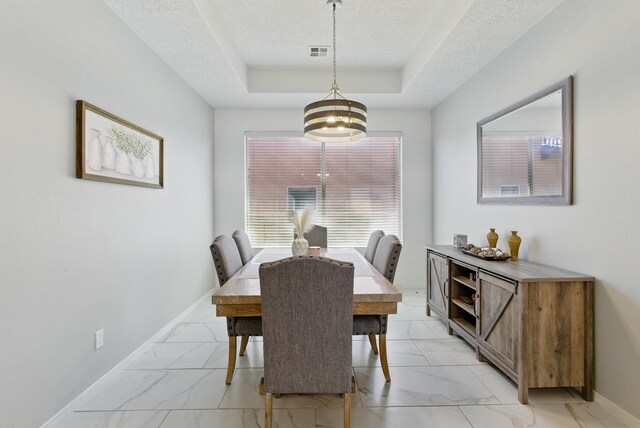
478, 272, 518, 373
427, 253, 449, 317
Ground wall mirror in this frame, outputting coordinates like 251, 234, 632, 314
477, 76, 573, 205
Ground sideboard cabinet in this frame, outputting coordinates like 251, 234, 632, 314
425, 245, 594, 404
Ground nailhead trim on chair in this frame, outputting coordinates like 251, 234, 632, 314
211, 237, 240, 338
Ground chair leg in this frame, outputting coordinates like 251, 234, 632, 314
265, 393, 273, 428
239, 336, 249, 356
343, 392, 351, 428
379, 334, 391, 382
368, 334, 379, 354
225, 336, 237, 385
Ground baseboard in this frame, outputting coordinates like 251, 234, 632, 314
40, 288, 215, 428
593, 391, 640, 427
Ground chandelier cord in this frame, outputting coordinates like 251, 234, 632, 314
332, 2, 337, 94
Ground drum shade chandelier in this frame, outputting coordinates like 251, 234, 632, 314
304, 0, 367, 143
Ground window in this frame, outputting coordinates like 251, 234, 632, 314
287, 187, 317, 211
246, 135, 402, 247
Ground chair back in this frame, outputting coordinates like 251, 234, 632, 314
232, 229, 255, 265
363, 230, 385, 264
294, 225, 328, 248
372, 235, 402, 283
210, 235, 243, 286
259, 256, 354, 394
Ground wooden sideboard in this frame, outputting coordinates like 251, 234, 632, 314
425, 245, 594, 404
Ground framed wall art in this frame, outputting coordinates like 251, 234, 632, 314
76, 100, 164, 188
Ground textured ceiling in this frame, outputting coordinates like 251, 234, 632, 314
211, 0, 447, 68
103, 0, 566, 109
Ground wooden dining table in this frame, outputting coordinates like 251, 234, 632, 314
212, 248, 402, 316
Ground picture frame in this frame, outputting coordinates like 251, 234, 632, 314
76, 100, 164, 188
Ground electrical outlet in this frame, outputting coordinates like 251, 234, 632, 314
95, 329, 104, 349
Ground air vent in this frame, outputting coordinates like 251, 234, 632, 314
308, 46, 329, 57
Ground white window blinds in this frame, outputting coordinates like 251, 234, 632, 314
481, 133, 563, 198
246, 135, 402, 247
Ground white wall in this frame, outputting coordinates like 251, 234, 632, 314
431, 0, 640, 418
214, 109, 431, 286
0, 1, 215, 427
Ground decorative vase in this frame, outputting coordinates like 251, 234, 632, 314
291, 238, 309, 256
508, 231, 522, 260
115, 149, 132, 175
487, 228, 499, 248
88, 128, 103, 171
130, 154, 145, 178
144, 154, 155, 179
102, 136, 116, 170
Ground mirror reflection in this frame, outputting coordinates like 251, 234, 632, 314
477, 77, 572, 205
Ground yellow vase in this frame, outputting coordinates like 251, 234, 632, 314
508, 231, 522, 260
487, 228, 499, 248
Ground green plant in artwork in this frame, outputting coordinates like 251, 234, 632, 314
108, 125, 152, 159
129, 137, 152, 160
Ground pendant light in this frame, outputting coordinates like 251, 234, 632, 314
304, 0, 367, 143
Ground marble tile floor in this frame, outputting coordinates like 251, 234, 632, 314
48, 287, 632, 428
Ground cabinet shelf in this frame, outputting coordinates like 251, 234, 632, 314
452, 298, 475, 316
452, 275, 476, 290
452, 317, 476, 336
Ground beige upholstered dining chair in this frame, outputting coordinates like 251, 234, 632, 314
232, 229, 255, 265
294, 224, 328, 248
363, 230, 385, 264
259, 256, 354, 428
353, 234, 402, 382
210, 235, 262, 384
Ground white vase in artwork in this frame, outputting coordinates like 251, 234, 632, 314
115, 149, 132, 175
88, 128, 103, 171
101, 136, 116, 170
144, 154, 155, 179
130, 153, 146, 178
291, 238, 309, 256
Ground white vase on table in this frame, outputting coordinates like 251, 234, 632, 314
291, 238, 309, 256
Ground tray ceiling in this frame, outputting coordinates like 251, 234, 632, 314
103, 0, 566, 109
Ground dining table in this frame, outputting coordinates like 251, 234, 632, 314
212, 248, 402, 316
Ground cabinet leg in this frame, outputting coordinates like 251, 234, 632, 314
475, 347, 485, 362
581, 385, 594, 402
426, 305, 431, 316
518, 383, 529, 404
447, 324, 453, 335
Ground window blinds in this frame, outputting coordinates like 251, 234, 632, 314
246, 136, 402, 247
481, 133, 563, 198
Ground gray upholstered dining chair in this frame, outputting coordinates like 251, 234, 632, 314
232, 229, 255, 265
353, 234, 402, 382
260, 256, 354, 428
363, 230, 385, 264
294, 224, 328, 248
210, 235, 262, 384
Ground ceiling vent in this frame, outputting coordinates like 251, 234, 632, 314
308, 46, 329, 57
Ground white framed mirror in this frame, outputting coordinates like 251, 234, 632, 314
477, 76, 573, 205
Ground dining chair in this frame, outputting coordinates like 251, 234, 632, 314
232, 229, 255, 265
363, 230, 385, 264
353, 234, 402, 382
210, 235, 262, 384
260, 256, 354, 428
294, 224, 328, 248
